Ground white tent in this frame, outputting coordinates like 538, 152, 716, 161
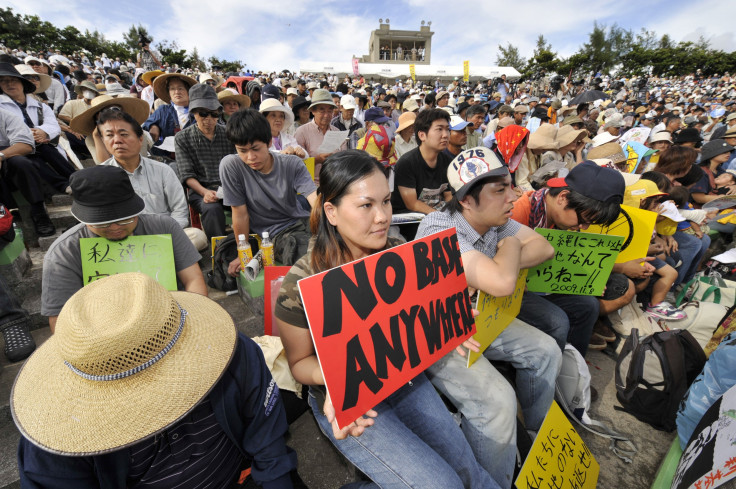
299, 61, 521, 81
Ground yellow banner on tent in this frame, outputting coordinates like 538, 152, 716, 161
467, 269, 527, 367
463, 60, 469, 82
409, 64, 416, 82
516, 401, 599, 489
584, 204, 657, 264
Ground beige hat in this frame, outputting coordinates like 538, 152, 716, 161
73, 80, 100, 97
555, 125, 590, 147
496, 116, 515, 129
14, 64, 51, 94
286, 87, 298, 96
587, 141, 626, 164
11, 273, 237, 456
397, 111, 417, 133
259, 98, 294, 129
152, 73, 197, 104
527, 124, 559, 151
69, 95, 151, 136
308, 89, 336, 110
650, 131, 673, 144
217, 89, 251, 109
514, 104, 530, 114
403, 98, 419, 112
140, 70, 164, 86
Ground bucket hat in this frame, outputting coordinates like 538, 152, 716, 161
69, 95, 150, 136
259, 98, 294, 128
11, 273, 237, 455
69, 166, 145, 225
217, 89, 251, 109
396, 112, 417, 133
188, 83, 222, 112
555, 125, 590, 147
14, 64, 51, 93
73, 80, 100, 97
152, 73, 197, 104
649, 131, 673, 144
587, 142, 626, 165
0, 63, 36, 94
308, 89, 336, 110
527, 124, 559, 151
291, 96, 310, 116
700, 139, 734, 163
673, 128, 703, 145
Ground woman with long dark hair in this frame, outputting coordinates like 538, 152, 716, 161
275, 150, 497, 488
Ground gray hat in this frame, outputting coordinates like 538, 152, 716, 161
308, 89, 336, 110
73, 80, 100, 96
188, 83, 221, 111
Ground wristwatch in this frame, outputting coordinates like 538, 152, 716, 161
0, 152, 5, 161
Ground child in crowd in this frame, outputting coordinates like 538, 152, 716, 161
669, 186, 710, 238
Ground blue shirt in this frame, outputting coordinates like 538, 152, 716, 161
142, 104, 195, 155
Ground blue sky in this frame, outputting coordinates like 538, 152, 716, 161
6, 0, 736, 72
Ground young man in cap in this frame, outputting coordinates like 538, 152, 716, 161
511, 161, 626, 352
444, 115, 470, 158
416, 147, 560, 488
175, 83, 235, 239
16, 273, 302, 489
221, 109, 317, 270
41, 166, 207, 332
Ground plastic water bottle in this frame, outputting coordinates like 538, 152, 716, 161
261, 232, 274, 266
237, 234, 253, 272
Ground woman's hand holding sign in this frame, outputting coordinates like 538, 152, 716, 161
324, 392, 377, 440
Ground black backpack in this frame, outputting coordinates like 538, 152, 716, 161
615, 328, 706, 432
207, 233, 237, 291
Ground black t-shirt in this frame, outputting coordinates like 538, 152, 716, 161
391, 147, 452, 213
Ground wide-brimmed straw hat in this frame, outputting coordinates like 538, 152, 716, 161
555, 125, 590, 147
14, 64, 51, 93
152, 73, 197, 104
11, 273, 237, 455
259, 98, 294, 129
140, 69, 164, 86
217, 89, 251, 109
397, 112, 417, 133
527, 124, 559, 151
587, 142, 626, 164
69, 94, 150, 136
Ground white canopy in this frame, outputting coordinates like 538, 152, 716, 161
299, 61, 521, 81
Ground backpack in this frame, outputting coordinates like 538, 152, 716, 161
207, 233, 237, 291
555, 345, 637, 463
615, 328, 706, 432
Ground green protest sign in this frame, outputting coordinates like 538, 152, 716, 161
526, 228, 623, 296
80, 235, 177, 290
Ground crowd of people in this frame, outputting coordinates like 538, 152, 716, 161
2, 42, 736, 488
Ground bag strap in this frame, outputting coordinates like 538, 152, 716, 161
615, 329, 637, 397
676, 277, 699, 307
700, 285, 722, 304
678, 329, 707, 366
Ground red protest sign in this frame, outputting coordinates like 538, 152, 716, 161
298, 229, 475, 428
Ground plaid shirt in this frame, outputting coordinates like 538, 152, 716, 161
175, 123, 235, 189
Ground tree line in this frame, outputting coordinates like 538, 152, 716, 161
0, 8, 244, 73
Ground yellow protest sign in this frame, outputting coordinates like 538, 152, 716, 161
584, 204, 656, 264
463, 60, 470, 82
516, 401, 599, 489
467, 269, 526, 367
409, 64, 416, 82
303, 157, 316, 180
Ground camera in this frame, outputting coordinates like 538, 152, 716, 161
550, 75, 564, 91
137, 31, 151, 47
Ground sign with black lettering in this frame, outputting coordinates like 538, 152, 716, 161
298, 229, 476, 428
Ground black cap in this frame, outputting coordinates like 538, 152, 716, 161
70, 166, 145, 224
547, 161, 625, 204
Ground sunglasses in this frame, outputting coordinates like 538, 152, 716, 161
204, 80, 217, 86
88, 217, 137, 229
195, 110, 221, 119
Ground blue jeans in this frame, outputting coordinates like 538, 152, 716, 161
673, 231, 710, 286
425, 319, 561, 489
517, 291, 599, 357
308, 372, 497, 489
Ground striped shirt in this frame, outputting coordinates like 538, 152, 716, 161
127, 397, 244, 488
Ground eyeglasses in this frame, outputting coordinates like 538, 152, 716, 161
89, 218, 137, 229
195, 110, 221, 119
204, 80, 217, 87
27, 61, 41, 66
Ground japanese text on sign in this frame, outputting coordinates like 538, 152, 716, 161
516, 401, 599, 489
298, 229, 476, 428
526, 228, 623, 296
467, 269, 527, 367
584, 204, 657, 264
80, 235, 177, 290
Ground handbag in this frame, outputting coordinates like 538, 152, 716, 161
676, 275, 736, 307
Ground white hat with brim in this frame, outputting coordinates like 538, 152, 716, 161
591, 132, 620, 148
14, 64, 51, 94
259, 98, 295, 129
11, 273, 237, 456
340, 94, 357, 111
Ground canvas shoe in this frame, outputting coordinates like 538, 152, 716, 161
2, 321, 36, 363
646, 301, 687, 321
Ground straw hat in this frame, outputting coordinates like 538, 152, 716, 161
555, 125, 590, 147
14, 64, 51, 93
397, 112, 417, 133
587, 142, 626, 164
259, 98, 294, 129
217, 89, 251, 109
527, 124, 559, 151
69, 95, 151, 136
11, 273, 237, 456
152, 73, 197, 104
140, 69, 164, 86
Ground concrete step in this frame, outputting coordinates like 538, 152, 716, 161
46, 204, 77, 231
50, 194, 73, 207
0, 421, 20, 489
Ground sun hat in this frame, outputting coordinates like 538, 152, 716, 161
291, 95, 310, 114
650, 131, 673, 144
448, 147, 509, 200
496, 116, 515, 129
306, 81, 319, 90
308, 89, 336, 110
436, 90, 449, 100
623, 179, 668, 208
14, 64, 51, 93
286, 87, 298, 96
69, 95, 150, 136
217, 89, 251, 109
73, 80, 100, 97
396, 112, 416, 133
587, 142, 626, 165
547, 160, 625, 204
152, 73, 197, 104
188, 83, 222, 112
723, 126, 736, 138
700, 139, 734, 163
673, 127, 703, 145
591, 132, 619, 147
69, 166, 145, 225
527, 124, 559, 151
11, 272, 237, 455
198, 72, 224, 90
555, 125, 590, 147
364, 106, 389, 124
561, 115, 582, 126
259, 98, 295, 128
590, 159, 641, 185
514, 104, 530, 114
339, 94, 357, 111
140, 69, 164, 86
0, 63, 36, 94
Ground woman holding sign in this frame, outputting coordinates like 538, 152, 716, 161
275, 151, 497, 488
